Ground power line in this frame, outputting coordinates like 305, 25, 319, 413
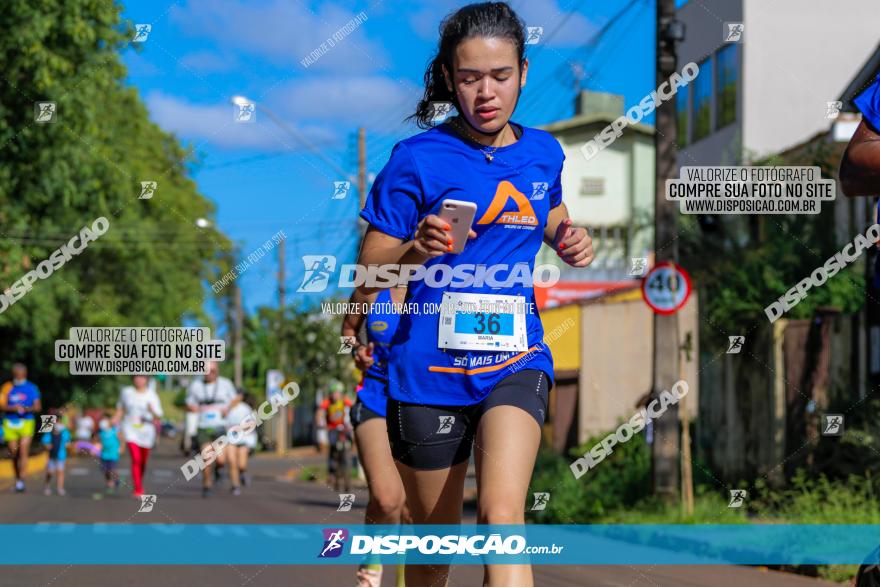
517, 0, 646, 115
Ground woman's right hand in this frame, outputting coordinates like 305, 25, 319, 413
412, 214, 475, 258
353, 343, 375, 372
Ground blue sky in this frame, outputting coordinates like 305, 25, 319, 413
120, 0, 666, 312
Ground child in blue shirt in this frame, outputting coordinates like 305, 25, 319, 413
97, 412, 123, 492
42, 417, 71, 496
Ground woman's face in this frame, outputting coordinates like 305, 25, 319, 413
444, 36, 528, 133
133, 375, 148, 390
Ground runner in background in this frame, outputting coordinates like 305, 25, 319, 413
342, 286, 409, 587
97, 410, 123, 493
41, 409, 70, 496
74, 409, 95, 443
185, 361, 240, 497
316, 381, 353, 491
114, 375, 163, 497
1, 363, 42, 493
224, 389, 258, 496
356, 4, 593, 585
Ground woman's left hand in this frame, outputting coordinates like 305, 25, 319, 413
552, 218, 594, 267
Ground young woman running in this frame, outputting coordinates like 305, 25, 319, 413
356, 3, 593, 585
342, 286, 408, 587
360, 2, 593, 586
224, 390, 258, 495
113, 375, 163, 497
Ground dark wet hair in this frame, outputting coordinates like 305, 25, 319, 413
408, 2, 526, 130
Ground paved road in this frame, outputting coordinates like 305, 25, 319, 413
0, 442, 840, 587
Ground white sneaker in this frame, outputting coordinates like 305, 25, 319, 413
13, 480, 25, 493
355, 565, 382, 587
43, 486, 52, 496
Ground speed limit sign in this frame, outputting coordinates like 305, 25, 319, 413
641, 262, 692, 314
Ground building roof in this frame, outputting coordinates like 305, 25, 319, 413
538, 112, 655, 136
536, 281, 642, 311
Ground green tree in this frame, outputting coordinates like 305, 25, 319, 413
241, 302, 356, 409
680, 141, 865, 347
0, 0, 234, 406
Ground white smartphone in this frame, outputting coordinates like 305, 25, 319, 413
438, 199, 477, 254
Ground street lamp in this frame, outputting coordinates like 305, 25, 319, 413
195, 218, 211, 229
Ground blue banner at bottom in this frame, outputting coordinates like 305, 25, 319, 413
4, 524, 880, 565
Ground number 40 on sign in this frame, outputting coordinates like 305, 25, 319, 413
641, 262, 692, 314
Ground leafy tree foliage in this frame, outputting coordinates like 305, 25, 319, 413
0, 1, 233, 406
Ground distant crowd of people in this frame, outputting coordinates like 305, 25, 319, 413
0, 361, 258, 499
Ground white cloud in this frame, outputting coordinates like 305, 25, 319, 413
144, 91, 335, 151
169, 0, 388, 73
269, 76, 419, 129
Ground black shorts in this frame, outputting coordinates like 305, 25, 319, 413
387, 369, 549, 471
351, 398, 383, 429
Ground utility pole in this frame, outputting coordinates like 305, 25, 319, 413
234, 282, 243, 388
652, 0, 684, 500
277, 237, 287, 455
278, 237, 286, 366
358, 127, 367, 236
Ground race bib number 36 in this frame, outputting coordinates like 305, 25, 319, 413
438, 292, 528, 352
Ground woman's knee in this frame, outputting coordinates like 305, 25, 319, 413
477, 500, 525, 525
369, 486, 406, 518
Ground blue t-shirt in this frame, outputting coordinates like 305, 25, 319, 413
854, 74, 880, 130
358, 289, 401, 417
853, 74, 880, 286
42, 428, 71, 460
1, 380, 40, 422
360, 121, 563, 405
99, 426, 121, 461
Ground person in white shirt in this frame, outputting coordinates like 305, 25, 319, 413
75, 412, 94, 442
224, 390, 258, 495
185, 361, 240, 497
113, 375, 163, 497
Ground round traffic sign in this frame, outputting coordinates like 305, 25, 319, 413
641, 262, 692, 314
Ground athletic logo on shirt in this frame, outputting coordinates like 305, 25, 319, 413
476, 181, 538, 227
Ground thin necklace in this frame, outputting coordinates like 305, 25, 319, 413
449, 116, 510, 163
